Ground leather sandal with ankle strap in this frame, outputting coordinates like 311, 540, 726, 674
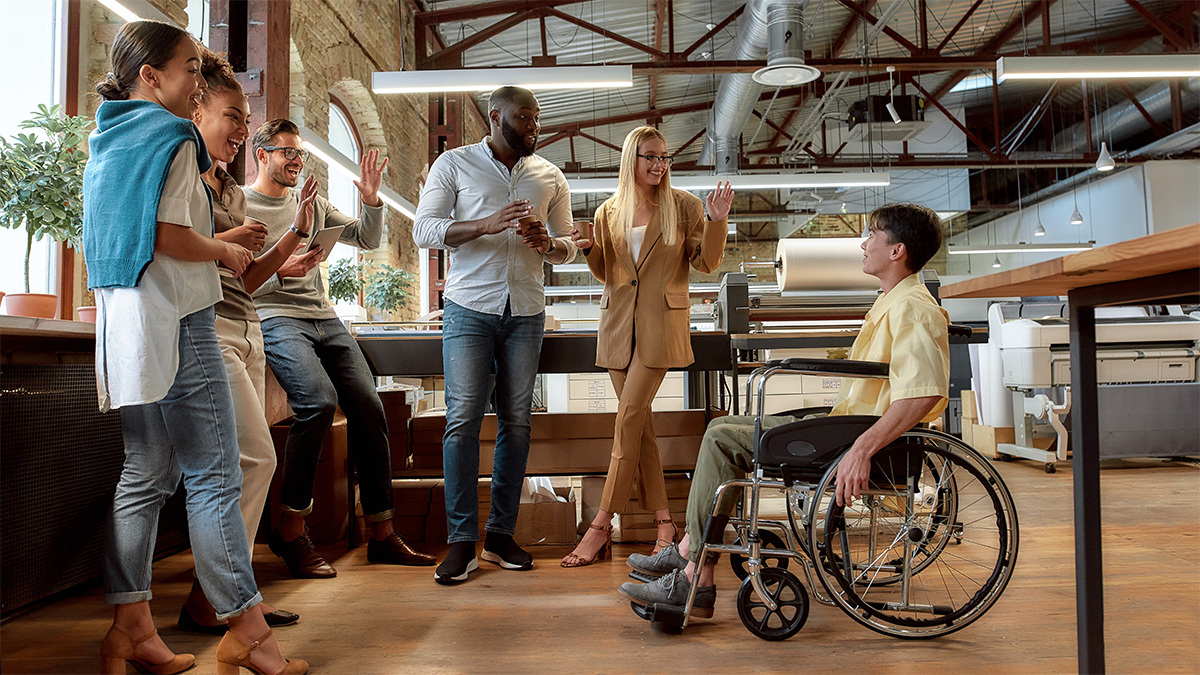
100, 626, 195, 675
561, 523, 613, 568
651, 518, 679, 554
216, 628, 308, 675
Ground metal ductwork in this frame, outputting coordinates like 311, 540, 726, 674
698, 0, 817, 171
1052, 78, 1200, 153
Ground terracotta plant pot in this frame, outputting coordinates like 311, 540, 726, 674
76, 306, 97, 323
3, 292, 58, 319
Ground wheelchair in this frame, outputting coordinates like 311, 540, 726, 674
631, 353, 1019, 641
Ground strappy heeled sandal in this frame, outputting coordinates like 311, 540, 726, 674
651, 517, 679, 554
560, 523, 613, 568
215, 628, 308, 675
100, 625, 196, 675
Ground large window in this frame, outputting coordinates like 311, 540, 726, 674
326, 101, 361, 309
0, 1, 65, 295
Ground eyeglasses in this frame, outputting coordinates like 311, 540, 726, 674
637, 153, 674, 166
263, 146, 309, 161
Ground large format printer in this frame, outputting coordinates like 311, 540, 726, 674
991, 301, 1200, 471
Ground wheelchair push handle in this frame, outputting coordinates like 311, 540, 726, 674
762, 357, 889, 379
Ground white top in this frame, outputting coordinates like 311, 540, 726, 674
413, 138, 576, 316
94, 142, 222, 411
630, 225, 647, 260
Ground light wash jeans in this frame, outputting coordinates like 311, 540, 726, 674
105, 306, 262, 619
215, 314, 276, 552
441, 299, 543, 543
260, 316, 394, 521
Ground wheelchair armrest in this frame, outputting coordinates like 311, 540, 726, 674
763, 357, 888, 379
948, 323, 972, 338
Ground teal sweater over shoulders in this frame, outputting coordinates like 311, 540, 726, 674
83, 99, 212, 289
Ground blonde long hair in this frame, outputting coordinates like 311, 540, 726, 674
609, 126, 681, 248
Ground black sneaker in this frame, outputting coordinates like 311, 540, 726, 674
481, 532, 533, 571
434, 541, 478, 585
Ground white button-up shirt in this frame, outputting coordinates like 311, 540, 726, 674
413, 138, 575, 317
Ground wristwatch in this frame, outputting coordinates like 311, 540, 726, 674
289, 223, 309, 238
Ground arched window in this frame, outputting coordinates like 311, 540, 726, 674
326, 100, 360, 268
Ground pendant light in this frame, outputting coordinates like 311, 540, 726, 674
1034, 204, 1046, 236
1095, 142, 1116, 171
992, 255, 1003, 268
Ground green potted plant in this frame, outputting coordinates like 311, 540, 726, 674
0, 104, 90, 318
326, 256, 366, 305
363, 264, 415, 319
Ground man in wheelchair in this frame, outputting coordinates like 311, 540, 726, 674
619, 202, 951, 619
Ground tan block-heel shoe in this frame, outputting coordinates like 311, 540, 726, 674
215, 628, 308, 675
651, 518, 679, 554
100, 625, 196, 675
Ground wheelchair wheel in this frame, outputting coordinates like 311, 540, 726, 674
729, 529, 790, 580
736, 568, 809, 641
808, 433, 1018, 639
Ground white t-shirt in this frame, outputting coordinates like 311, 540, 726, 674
94, 142, 222, 411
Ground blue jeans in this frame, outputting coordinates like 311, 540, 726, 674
260, 316, 394, 521
105, 306, 262, 619
442, 299, 543, 543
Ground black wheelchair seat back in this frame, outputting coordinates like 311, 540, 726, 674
755, 415, 881, 480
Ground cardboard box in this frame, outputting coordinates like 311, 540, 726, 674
514, 487, 577, 546
968, 424, 1055, 459
961, 390, 978, 421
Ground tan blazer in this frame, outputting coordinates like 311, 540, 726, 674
585, 189, 727, 370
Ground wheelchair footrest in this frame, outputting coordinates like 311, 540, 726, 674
627, 569, 659, 584
630, 601, 687, 632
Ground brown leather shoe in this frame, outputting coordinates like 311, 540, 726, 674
367, 532, 437, 566
267, 529, 336, 579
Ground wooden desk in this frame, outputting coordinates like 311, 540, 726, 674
943, 223, 1200, 674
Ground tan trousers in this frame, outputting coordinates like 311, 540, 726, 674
215, 314, 278, 555
599, 349, 670, 513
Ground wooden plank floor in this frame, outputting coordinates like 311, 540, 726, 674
3, 457, 1198, 674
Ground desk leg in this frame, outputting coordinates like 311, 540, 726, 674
1069, 295, 1104, 674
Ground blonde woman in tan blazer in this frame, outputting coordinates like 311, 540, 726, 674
562, 126, 733, 567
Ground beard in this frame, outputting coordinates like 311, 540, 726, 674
501, 119, 536, 158
267, 161, 300, 188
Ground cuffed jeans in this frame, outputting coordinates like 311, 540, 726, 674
105, 306, 262, 619
260, 316, 394, 522
442, 299, 543, 543
215, 314, 276, 552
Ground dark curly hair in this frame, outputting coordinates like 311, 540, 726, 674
197, 44, 242, 103
869, 203, 944, 272
95, 20, 192, 101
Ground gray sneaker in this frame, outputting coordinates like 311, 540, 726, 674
627, 544, 688, 578
619, 569, 716, 619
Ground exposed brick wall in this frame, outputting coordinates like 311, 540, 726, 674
291, 0, 425, 319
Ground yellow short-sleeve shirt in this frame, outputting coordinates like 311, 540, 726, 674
829, 274, 950, 423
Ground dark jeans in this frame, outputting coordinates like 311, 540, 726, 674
441, 299, 544, 543
261, 316, 394, 521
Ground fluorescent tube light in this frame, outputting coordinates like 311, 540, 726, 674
298, 126, 417, 220
568, 172, 890, 194
372, 66, 633, 94
96, 0, 178, 24
948, 242, 1095, 255
997, 55, 1200, 81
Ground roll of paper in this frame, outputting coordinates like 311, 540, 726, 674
775, 238, 879, 292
